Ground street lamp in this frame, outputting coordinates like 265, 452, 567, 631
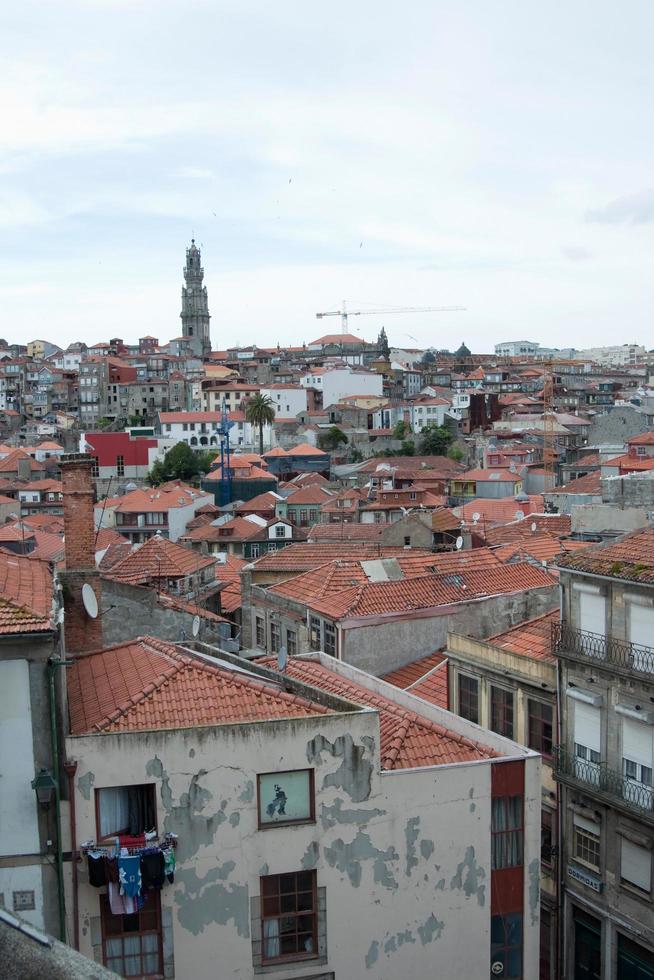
31, 768, 57, 809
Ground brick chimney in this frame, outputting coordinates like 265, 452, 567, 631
60, 453, 103, 653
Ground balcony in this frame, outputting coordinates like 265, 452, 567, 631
554, 745, 654, 824
552, 623, 654, 678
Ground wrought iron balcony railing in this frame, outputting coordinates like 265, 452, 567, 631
552, 622, 654, 677
553, 745, 654, 815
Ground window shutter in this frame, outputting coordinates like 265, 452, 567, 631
622, 718, 654, 769
628, 602, 654, 648
574, 702, 601, 753
573, 814, 599, 835
578, 592, 606, 637
621, 837, 652, 892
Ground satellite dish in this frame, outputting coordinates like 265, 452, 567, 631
455, 536, 464, 550
277, 645, 288, 672
82, 583, 98, 619
531, 522, 537, 532
472, 512, 481, 524
514, 510, 525, 520
192, 614, 200, 637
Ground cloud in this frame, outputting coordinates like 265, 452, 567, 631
586, 189, 654, 224
172, 167, 215, 179
561, 245, 592, 261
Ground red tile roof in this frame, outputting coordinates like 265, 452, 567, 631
627, 432, 654, 446
487, 609, 559, 663
115, 485, 209, 514
545, 471, 602, 495
248, 542, 421, 571
0, 551, 53, 634
383, 651, 449, 710
307, 523, 385, 542
104, 534, 215, 585
555, 526, 654, 582
285, 485, 334, 505
260, 657, 496, 769
67, 637, 332, 735
456, 496, 545, 524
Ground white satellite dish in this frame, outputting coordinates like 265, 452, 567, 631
514, 509, 525, 520
472, 512, 481, 524
192, 614, 200, 637
455, 536, 464, 550
531, 522, 537, 532
82, 583, 98, 619
277, 645, 288, 672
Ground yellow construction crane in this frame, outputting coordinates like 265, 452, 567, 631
316, 301, 465, 334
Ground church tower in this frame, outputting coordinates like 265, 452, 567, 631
180, 239, 211, 357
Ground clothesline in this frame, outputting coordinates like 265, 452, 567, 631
80, 832, 178, 856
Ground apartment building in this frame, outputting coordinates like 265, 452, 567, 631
553, 528, 654, 980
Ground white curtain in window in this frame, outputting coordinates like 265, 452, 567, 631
263, 918, 280, 959
621, 838, 652, 892
99, 787, 129, 838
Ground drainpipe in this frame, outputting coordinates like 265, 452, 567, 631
64, 760, 79, 950
556, 655, 564, 980
48, 658, 66, 942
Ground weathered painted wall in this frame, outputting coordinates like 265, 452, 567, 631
100, 579, 230, 647
67, 701, 540, 980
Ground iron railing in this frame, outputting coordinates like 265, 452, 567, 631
553, 745, 654, 814
552, 623, 654, 676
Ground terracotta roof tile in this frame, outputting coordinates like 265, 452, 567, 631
260, 657, 496, 769
0, 551, 53, 634
555, 526, 654, 582
487, 609, 559, 663
67, 637, 332, 735
383, 651, 449, 709
307, 524, 385, 542
103, 534, 215, 585
545, 471, 602, 495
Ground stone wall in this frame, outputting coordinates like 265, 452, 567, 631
101, 579, 231, 647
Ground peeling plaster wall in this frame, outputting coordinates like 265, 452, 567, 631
67, 711, 540, 980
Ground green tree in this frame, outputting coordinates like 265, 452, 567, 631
447, 443, 465, 462
317, 426, 348, 452
245, 394, 275, 455
421, 350, 436, 365
377, 326, 390, 361
418, 424, 452, 456
392, 419, 408, 440
148, 442, 203, 485
400, 440, 415, 456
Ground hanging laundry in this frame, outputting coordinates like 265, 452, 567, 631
118, 854, 142, 898
108, 881, 136, 915
106, 856, 120, 883
87, 851, 106, 888
163, 847, 175, 884
140, 849, 165, 891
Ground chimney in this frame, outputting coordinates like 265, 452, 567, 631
60, 453, 103, 653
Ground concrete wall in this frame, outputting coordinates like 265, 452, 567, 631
100, 579, 231, 647
601, 473, 654, 508
67, 685, 540, 980
339, 587, 558, 675
570, 502, 650, 535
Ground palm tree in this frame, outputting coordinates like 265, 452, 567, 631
245, 394, 275, 455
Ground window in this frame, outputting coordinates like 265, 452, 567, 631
490, 686, 514, 739
528, 699, 553, 756
287, 630, 297, 656
255, 617, 265, 648
492, 796, 523, 869
145, 512, 165, 525
404, 536, 411, 547
574, 701, 602, 784
622, 718, 654, 805
116, 454, 125, 477
541, 808, 554, 869
323, 622, 336, 656
91, 456, 99, 478
260, 871, 317, 963
309, 616, 321, 651
621, 837, 652, 894
491, 913, 522, 980
270, 621, 280, 654
251, 544, 260, 558
275, 524, 286, 538
257, 770, 314, 828
617, 933, 654, 980
573, 815, 600, 871
101, 891, 162, 978
95, 784, 156, 839
458, 674, 479, 724
299, 509, 308, 525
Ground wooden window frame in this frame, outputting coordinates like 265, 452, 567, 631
527, 698, 553, 757
491, 795, 524, 870
257, 770, 315, 830
309, 616, 321, 651
270, 621, 281, 654
573, 824, 600, 872
490, 685, 514, 739
323, 622, 336, 656
94, 783, 157, 842
541, 808, 554, 869
100, 890, 163, 978
458, 673, 479, 724
260, 870, 318, 964
286, 630, 297, 657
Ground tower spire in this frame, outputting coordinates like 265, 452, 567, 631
180, 240, 211, 358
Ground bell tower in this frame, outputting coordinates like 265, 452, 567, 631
180, 239, 212, 357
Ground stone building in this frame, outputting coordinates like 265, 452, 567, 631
553, 529, 654, 979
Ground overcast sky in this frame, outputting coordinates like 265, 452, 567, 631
2, 1, 654, 353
